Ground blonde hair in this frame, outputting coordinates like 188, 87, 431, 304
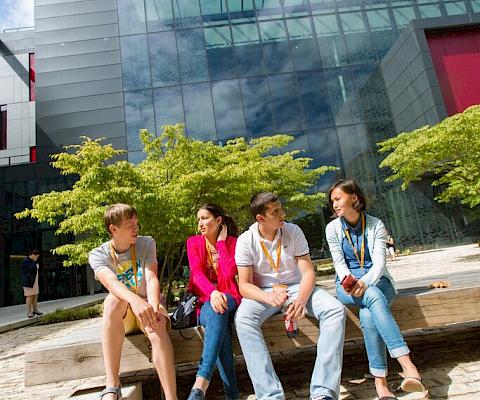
104, 204, 137, 236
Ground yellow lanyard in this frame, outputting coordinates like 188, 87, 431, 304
259, 231, 282, 274
344, 213, 366, 270
205, 239, 218, 274
110, 242, 138, 292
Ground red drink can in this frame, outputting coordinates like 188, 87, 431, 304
284, 314, 298, 338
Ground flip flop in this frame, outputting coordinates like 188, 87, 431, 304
399, 376, 425, 392
379, 397, 397, 400
99, 386, 122, 399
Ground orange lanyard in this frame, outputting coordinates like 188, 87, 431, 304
110, 242, 138, 292
205, 239, 218, 274
344, 213, 365, 270
259, 231, 282, 274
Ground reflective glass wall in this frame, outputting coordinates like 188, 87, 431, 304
116, 0, 479, 248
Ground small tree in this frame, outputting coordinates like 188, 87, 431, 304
16, 125, 335, 295
378, 105, 480, 208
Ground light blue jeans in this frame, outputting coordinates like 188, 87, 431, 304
198, 294, 239, 400
235, 284, 346, 400
336, 277, 410, 377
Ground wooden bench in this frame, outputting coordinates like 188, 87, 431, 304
24, 271, 480, 390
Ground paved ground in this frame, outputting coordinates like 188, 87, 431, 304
0, 243, 478, 399
0, 293, 106, 333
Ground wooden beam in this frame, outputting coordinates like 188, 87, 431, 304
24, 286, 480, 386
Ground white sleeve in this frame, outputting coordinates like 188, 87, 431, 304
293, 225, 310, 257
235, 232, 254, 267
145, 237, 158, 268
88, 247, 111, 280
325, 221, 350, 282
360, 220, 387, 286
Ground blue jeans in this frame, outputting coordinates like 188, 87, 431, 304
198, 294, 239, 400
336, 277, 410, 377
235, 284, 346, 400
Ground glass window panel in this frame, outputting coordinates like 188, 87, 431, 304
259, 20, 287, 42
176, 28, 209, 83
297, 71, 333, 128
232, 22, 260, 45
418, 4, 442, 17
290, 37, 322, 70
228, 0, 255, 12
207, 46, 237, 80
282, 131, 309, 152
153, 86, 185, 131
472, 0, 480, 12
337, 0, 363, 12
286, 17, 313, 39
263, 41, 294, 72
121, 35, 151, 91
340, 12, 367, 33
200, 0, 229, 22
182, 83, 217, 140
254, 0, 283, 19
211, 79, 246, 138
118, 0, 146, 35
307, 128, 339, 159
145, 0, 174, 32
344, 32, 377, 63
268, 73, 303, 131
125, 90, 155, 151
204, 25, 232, 48
283, 0, 309, 17
392, 6, 416, 28
200, 0, 227, 15
128, 151, 147, 163
366, 9, 393, 31
317, 36, 348, 67
173, 0, 202, 28
310, 0, 337, 14
239, 76, 275, 136
444, 1, 467, 14
235, 44, 265, 76
313, 14, 340, 35
149, 31, 179, 87
371, 29, 398, 59
336, 124, 370, 166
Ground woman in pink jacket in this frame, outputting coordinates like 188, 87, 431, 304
186, 204, 241, 400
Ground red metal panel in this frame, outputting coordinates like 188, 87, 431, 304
426, 27, 480, 115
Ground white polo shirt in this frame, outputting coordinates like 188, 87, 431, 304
235, 222, 310, 288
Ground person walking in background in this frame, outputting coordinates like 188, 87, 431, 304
186, 204, 241, 400
386, 232, 397, 262
326, 179, 425, 400
21, 249, 43, 318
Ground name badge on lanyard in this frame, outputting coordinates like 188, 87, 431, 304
344, 213, 365, 271
259, 229, 283, 282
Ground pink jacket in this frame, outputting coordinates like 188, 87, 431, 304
186, 235, 242, 307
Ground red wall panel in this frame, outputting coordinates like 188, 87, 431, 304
426, 27, 480, 115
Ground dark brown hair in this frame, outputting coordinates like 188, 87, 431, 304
249, 192, 279, 219
104, 204, 137, 236
29, 249, 40, 256
199, 204, 239, 237
327, 179, 367, 213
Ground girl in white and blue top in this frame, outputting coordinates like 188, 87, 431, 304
326, 179, 425, 400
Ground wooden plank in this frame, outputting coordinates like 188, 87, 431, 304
24, 286, 480, 386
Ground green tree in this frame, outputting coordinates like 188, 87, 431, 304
378, 105, 480, 208
16, 124, 335, 294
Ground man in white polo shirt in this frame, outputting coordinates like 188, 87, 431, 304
235, 192, 346, 400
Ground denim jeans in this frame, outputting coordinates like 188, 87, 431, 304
198, 294, 239, 400
235, 284, 346, 400
335, 277, 410, 377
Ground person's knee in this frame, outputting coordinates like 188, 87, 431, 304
234, 304, 256, 330
103, 294, 128, 320
363, 286, 385, 305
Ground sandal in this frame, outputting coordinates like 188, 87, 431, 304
399, 376, 425, 392
99, 386, 122, 399
379, 397, 398, 400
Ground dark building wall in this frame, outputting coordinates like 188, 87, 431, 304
381, 14, 480, 134
34, 0, 126, 159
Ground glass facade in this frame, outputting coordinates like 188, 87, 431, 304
117, 0, 478, 252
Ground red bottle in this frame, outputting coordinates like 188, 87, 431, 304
284, 313, 298, 338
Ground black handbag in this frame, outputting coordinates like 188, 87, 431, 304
171, 291, 198, 330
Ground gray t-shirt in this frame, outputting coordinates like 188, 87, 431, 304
235, 222, 309, 288
88, 236, 157, 298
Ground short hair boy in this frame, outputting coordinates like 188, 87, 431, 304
89, 204, 177, 400
234, 193, 346, 400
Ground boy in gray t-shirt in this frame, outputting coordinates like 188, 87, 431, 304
88, 204, 177, 400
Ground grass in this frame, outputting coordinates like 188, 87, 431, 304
37, 303, 103, 325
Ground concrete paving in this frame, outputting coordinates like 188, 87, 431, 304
0, 293, 106, 333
